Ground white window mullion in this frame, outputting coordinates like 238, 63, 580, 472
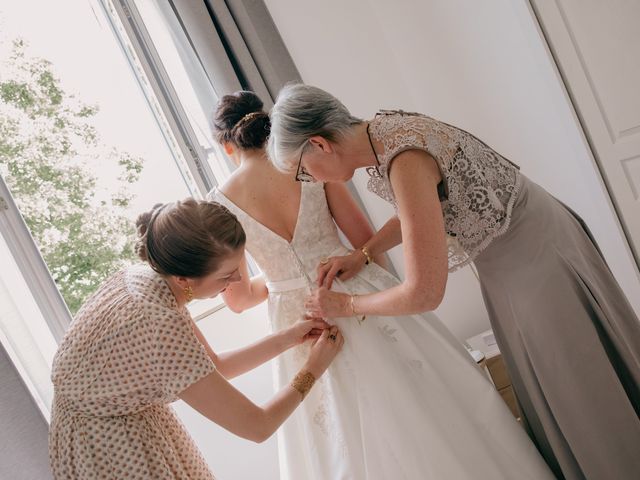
0, 176, 63, 421
99, 0, 218, 196
0, 176, 71, 344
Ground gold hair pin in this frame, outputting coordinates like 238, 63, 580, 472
240, 111, 261, 123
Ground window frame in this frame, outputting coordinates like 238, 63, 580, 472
104, 0, 219, 196
0, 177, 71, 343
0, 0, 241, 346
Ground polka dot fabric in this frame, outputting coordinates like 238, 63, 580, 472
49, 265, 217, 479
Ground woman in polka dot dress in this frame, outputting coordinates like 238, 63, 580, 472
48, 198, 343, 479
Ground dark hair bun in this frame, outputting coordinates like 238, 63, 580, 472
134, 199, 246, 278
213, 91, 270, 150
135, 203, 164, 262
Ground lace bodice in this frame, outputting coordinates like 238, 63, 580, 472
210, 182, 345, 285
367, 110, 522, 271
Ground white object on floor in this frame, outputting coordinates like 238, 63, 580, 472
466, 329, 501, 357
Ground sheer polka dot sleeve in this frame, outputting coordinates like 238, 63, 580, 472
151, 307, 217, 403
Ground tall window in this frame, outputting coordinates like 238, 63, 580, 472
0, 0, 230, 416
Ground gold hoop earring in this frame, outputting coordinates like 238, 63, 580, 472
184, 285, 194, 302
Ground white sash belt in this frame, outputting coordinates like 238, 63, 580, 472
266, 276, 309, 293
265, 246, 350, 294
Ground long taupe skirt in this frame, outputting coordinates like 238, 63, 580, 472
474, 175, 640, 480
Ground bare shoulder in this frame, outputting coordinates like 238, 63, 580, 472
218, 164, 301, 214
218, 168, 250, 200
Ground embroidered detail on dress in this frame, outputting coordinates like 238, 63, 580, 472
312, 378, 348, 458
379, 325, 399, 343
367, 111, 522, 271
313, 402, 330, 435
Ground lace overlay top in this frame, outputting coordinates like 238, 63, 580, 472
367, 110, 522, 271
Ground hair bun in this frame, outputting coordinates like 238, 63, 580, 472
213, 91, 270, 150
231, 111, 270, 150
133, 199, 246, 278
135, 203, 164, 262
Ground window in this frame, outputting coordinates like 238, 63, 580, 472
0, 0, 228, 416
130, 0, 235, 184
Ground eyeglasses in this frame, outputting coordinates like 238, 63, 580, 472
295, 146, 316, 183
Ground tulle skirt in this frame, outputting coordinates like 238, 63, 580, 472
269, 246, 554, 480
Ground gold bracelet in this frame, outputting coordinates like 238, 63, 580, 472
291, 371, 315, 400
360, 246, 373, 265
350, 294, 366, 324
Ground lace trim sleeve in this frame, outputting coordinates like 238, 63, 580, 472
367, 110, 522, 272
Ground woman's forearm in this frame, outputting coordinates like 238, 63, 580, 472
355, 152, 448, 317
181, 329, 342, 444
255, 382, 309, 442
363, 216, 402, 264
180, 367, 314, 444
217, 329, 292, 379
353, 280, 444, 317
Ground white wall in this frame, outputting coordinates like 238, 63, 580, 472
264, 0, 640, 340
175, 302, 280, 480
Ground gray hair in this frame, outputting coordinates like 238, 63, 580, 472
267, 84, 362, 172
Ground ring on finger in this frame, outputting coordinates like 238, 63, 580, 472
320, 257, 329, 265
329, 334, 337, 341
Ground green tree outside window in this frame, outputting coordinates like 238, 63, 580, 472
0, 39, 145, 314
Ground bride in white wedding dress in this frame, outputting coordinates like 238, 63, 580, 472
208, 92, 554, 480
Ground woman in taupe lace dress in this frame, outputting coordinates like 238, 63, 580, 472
268, 84, 640, 480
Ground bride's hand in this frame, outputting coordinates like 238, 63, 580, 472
316, 251, 367, 289
304, 287, 351, 319
285, 315, 331, 347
